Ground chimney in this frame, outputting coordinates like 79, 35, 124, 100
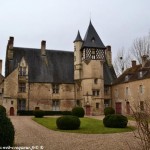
105, 45, 112, 66
142, 55, 149, 67
131, 60, 136, 67
0, 60, 2, 74
41, 40, 46, 56
9, 36, 14, 49
7, 36, 14, 60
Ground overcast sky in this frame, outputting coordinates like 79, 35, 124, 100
0, 0, 150, 75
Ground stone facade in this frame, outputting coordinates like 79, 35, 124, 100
2, 22, 116, 115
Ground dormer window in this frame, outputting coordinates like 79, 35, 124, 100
91, 37, 95, 43
125, 75, 129, 82
19, 67, 26, 76
139, 71, 143, 78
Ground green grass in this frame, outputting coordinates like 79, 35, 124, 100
33, 117, 135, 134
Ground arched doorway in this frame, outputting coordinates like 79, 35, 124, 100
10, 107, 14, 116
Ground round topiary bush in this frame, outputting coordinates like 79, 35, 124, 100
0, 114, 15, 146
34, 110, 45, 118
56, 115, 80, 130
104, 107, 115, 116
103, 114, 128, 128
72, 107, 85, 118
0, 105, 6, 116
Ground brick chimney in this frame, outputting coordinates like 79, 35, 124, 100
142, 55, 149, 67
131, 60, 136, 67
105, 45, 112, 66
0, 60, 2, 74
41, 40, 46, 56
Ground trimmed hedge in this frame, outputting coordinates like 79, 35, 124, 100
0, 114, 15, 146
104, 107, 115, 116
72, 107, 85, 118
0, 105, 6, 116
17, 110, 72, 116
103, 114, 128, 128
56, 115, 80, 130
34, 110, 45, 118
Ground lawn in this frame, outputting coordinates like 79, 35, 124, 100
33, 117, 135, 134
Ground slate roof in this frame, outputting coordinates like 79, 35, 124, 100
82, 21, 106, 49
9, 47, 74, 83
113, 60, 150, 85
74, 31, 83, 42
7, 47, 116, 85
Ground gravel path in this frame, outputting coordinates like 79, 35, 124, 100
10, 116, 140, 150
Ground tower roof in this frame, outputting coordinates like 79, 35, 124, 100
82, 21, 105, 49
74, 30, 83, 42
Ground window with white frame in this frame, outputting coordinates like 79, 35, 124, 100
139, 85, 143, 94
92, 90, 100, 96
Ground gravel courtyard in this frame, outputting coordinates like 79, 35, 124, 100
10, 116, 140, 150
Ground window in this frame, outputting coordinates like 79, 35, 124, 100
125, 87, 129, 96
96, 103, 99, 109
11, 101, 13, 105
17, 99, 26, 110
19, 83, 26, 92
104, 99, 110, 108
91, 37, 95, 43
76, 100, 80, 106
52, 100, 60, 111
115, 89, 118, 98
140, 101, 144, 111
91, 49, 96, 59
93, 90, 100, 96
139, 71, 143, 78
94, 78, 98, 84
19, 67, 26, 76
52, 84, 59, 94
125, 75, 129, 82
139, 85, 143, 94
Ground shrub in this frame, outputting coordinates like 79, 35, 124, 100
103, 114, 128, 128
104, 107, 115, 116
56, 115, 80, 130
72, 107, 85, 118
34, 110, 44, 118
0, 114, 15, 146
0, 105, 6, 116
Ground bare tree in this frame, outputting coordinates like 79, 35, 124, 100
130, 34, 150, 64
113, 47, 131, 76
131, 99, 150, 150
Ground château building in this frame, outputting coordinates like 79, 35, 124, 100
0, 21, 117, 115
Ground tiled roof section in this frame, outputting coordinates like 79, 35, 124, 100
74, 30, 83, 42
82, 21, 106, 49
9, 47, 74, 83
103, 63, 117, 85
113, 60, 150, 85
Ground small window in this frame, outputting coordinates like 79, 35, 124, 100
104, 86, 109, 95
125, 87, 129, 96
96, 103, 99, 109
115, 89, 118, 98
93, 90, 100, 96
139, 71, 143, 78
19, 83, 26, 93
11, 101, 13, 105
139, 85, 143, 94
94, 78, 98, 84
19, 67, 26, 76
52, 84, 59, 94
76, 100, 80, 106
91, 37, 95, 43
125, 75, 129, 82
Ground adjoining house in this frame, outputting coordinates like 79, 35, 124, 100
112, 56, 150, 115
1, 21, 116, 115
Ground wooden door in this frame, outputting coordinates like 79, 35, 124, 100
10, 107, 14, 116
115, 102, 122, 114
86, 106, 91, 116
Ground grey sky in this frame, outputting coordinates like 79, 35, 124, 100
0, 0, 150, 75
